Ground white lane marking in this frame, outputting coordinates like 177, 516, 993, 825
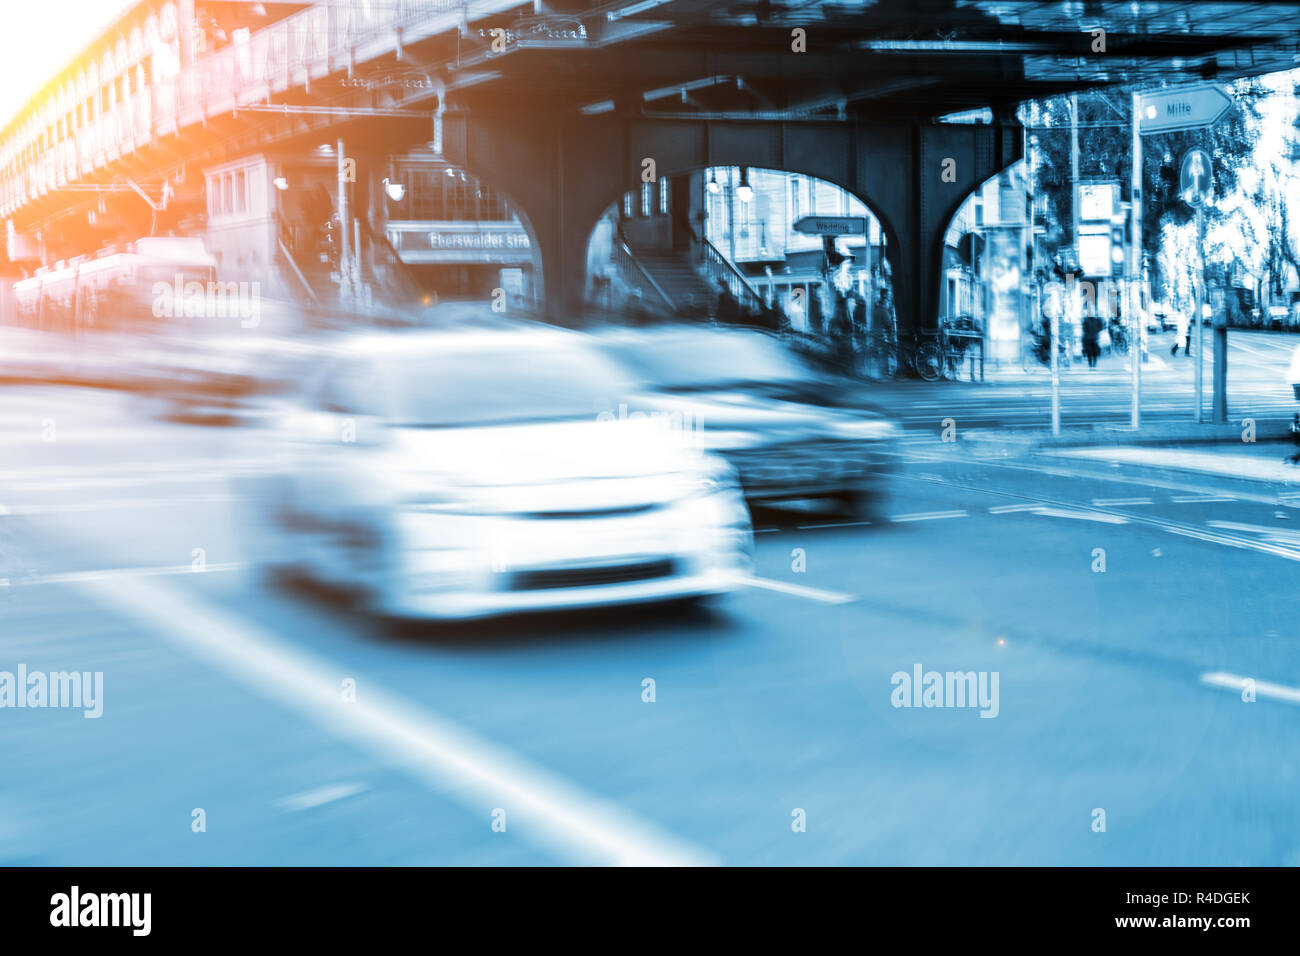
0, 494, 236, 516
0, 457, 271, 481
1032, 507, 1129, 524
1201, 672, 1300, 705
988, 503, 1043, 514
1170, 494, 1237, 504
795, 520, 872, 530
3, 562, 248, 588
1205, 520, 1300, 545
753, 527, 781, 534
76, 574, 716, 867
890, 509, 969, 522
3, 474, 251, 492
276, 782, 369, 812
1091, 496, 1154, 507
737, 575, 856, 604
897, 473, 1300, 564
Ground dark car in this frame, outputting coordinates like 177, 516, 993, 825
594, 325, 901, 518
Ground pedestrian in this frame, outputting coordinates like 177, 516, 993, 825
1082, 312, 1103, 368
1171, 308, 1189, 356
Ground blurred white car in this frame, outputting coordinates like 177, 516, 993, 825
1149, 303, 1184, 333
251, 327, 752, 620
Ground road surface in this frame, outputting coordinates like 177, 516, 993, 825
3, 369, 1300, 866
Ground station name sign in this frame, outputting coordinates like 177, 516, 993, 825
792, 216, 866, 237
387, 222, 532, 264
428, 228, 531, 251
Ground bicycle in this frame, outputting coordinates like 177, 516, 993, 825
1106, 318, 1129, 356
912, 318, 979, 381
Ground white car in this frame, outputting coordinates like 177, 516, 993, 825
249, 327, 752, 620
1149, 304, 1184, 333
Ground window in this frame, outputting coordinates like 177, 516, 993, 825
394, 166, 513, 221
658, 177, 670, 216
640, 181, 652, 217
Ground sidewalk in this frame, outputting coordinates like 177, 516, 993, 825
983, 348, 1171, 384
1048, 441, 1300, 488
960, 417, 1296, 458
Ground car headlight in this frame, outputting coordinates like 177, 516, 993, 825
701, 429, 767, 451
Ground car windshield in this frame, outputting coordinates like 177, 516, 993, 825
610, 331, 810, 390
383, 343, 636, 426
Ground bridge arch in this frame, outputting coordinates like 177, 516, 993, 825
443, 110, 1021, 336
580, 165, 900, 337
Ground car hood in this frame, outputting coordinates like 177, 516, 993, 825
628, 386, 896, 444
386, 416, 713, 490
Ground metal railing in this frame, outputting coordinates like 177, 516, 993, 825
276, 228, 319, 306
687, 224, 765, 313
359, 218, 428, 311
611, 236, 675, 311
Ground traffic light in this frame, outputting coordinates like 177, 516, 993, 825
1110, 221, 1125, 273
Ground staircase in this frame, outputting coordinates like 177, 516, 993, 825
614, 217, 766, 318
627, 248, 716, 311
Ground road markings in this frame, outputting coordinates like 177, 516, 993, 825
1170, 494, 1237, 504
988, 503, 1043, 514
1091, 496, 1154, 507
896, 472, 1300, 564
795, 520, 872, 530
276, 782, 369, 812
0, 493, 237, 517
12, 561, 249, 587
737, 575, 856, 605
0, 457, 271, 481
889, 509, 969, 523
76, 574, 718, 867
1205, 520, 1300, 545
1032, 507, 1129, 524
1201, 672, 1300, 705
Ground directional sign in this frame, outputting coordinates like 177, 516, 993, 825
1138, 83, 1232, 134
1180, 148, 1213, 207
792, 216, 866, 236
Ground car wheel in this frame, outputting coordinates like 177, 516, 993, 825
833, 487, 888, 522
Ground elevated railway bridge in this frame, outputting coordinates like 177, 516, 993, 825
2, 0, 1298, 333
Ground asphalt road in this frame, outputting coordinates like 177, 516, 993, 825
3, 362, 1300, 866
